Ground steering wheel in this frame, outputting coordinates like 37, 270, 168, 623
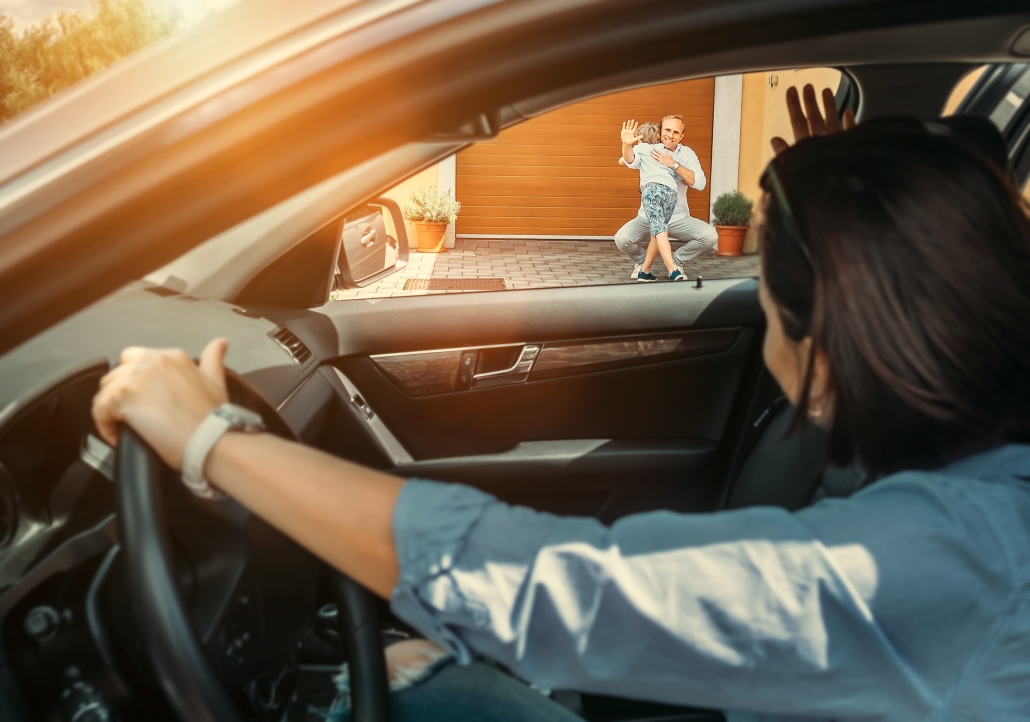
114, 372, 389, 721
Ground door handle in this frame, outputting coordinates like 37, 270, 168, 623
472, 345, 540, 388
359, 224, 377, 247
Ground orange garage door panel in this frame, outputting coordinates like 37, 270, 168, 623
456, 78, 714, 237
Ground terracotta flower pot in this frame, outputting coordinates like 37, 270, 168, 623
715, 225, 748, 257
415, 222, 448, 253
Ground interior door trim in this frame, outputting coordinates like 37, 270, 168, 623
370, 329, 741, 397
392, 438, 717, 496
320, 366, 414, 465
530, 329, 740, 381
371, 342, 529, 397
472, 345, 540, 388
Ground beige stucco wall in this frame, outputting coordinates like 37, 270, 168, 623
737, 73, 767, 254
734, 66, 1024, 252
943, 65, 987, 116
736, 68, 842, 252
379, 165, 440, 249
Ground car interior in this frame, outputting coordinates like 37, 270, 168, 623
1, 1, 1029, 720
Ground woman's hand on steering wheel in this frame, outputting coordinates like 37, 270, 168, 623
93, 338, 229, 469
771, 83, 856, 155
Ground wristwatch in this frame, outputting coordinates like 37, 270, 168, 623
672, 161, 680, 171
181, 403, 266, 499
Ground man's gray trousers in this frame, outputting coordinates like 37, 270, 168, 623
614, 215, 719, 265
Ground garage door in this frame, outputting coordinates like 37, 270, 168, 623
456, 78, 714, 237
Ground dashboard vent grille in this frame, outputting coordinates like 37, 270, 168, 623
271, 327, 312, 364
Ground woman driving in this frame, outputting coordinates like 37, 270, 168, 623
92, 87, 1030, 721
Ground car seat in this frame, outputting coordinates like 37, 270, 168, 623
726, 402, 870, 510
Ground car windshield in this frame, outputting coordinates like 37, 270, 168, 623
0, 0, 237, 126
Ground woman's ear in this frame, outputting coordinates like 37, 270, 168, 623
806, 346, 834, 427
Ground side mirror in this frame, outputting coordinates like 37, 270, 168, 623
335, 197, 408, 289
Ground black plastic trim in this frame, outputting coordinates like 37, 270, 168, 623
291, 278, 762, 361
956, 62, 1028, 117
834, 68, 860, 116
0, 515, 116, 620
394, 439, 717, 496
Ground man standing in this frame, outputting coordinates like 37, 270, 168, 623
616, 114, 718, 278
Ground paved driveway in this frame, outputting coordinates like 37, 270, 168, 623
332, 239, 761, 299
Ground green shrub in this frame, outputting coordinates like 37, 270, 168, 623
711, 190, 755, 227
401, 186, 461, 223
0, 0, 170, 124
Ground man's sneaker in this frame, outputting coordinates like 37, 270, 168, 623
630, 262, 643, 281
669, 266, 687, 282
636, 270, 658, 283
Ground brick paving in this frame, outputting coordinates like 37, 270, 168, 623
331, 239, 761, 300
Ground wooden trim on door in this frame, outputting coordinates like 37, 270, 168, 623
372, 349, 462, 396
530, 328, 740, 381
370, 329, 740, 397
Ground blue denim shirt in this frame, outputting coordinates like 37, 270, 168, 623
390, 444, 1030, 721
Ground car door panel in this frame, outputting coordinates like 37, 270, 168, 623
276, 279, 764, 520
337, 332, 755, 460
393, 438, 716, 486
288, 283, 764, 716
393, 438, 719, 520
338, 335, 756, 518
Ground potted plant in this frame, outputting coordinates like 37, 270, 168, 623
711, 190, 755, 257
401, 186, 461, 253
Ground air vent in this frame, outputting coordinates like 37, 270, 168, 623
270, 327, 312, 364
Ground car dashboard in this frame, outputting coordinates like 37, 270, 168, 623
0, 281, 360, 720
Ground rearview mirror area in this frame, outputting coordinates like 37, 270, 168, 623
334, 197, 408, 290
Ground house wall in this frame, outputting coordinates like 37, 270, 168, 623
379, 164, 437, 248
943, 65, 987, 115
736, 68, 842, 253
709, 75, 743, 209
736, 72, 767, 254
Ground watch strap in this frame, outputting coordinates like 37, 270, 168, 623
182, 412, 232, 500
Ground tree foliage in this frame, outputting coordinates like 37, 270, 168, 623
0, 0, 170, 124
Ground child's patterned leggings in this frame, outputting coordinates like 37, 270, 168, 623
641, 183, 678, 236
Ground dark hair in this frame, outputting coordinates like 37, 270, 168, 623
933, 114, 1011, 178
760, 121, 1030, 476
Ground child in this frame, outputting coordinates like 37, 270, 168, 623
624, 122, 685, 282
